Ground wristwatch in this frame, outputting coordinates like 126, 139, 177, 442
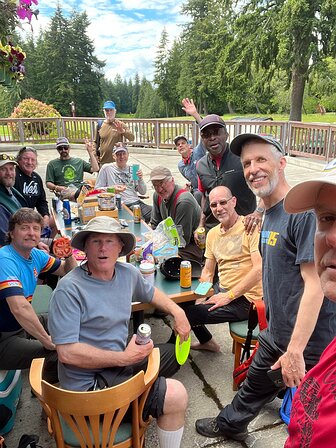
255, 207, 265, 214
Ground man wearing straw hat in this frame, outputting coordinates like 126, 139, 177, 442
48, 216, 190, 448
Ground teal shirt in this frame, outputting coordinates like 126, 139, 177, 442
46, 157, 92, 188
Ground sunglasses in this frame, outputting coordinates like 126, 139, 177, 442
209, 197, 233, 208
201, 127, 226, 139
57, 146, 69, 151
0, 154, 16, 161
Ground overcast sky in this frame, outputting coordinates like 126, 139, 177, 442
25, 0, 187, 81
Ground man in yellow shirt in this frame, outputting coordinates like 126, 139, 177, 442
186, 185, 263, 352
93, 101, 135, 166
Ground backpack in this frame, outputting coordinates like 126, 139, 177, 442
279, 387, 297, 425
233, 301, 267, 387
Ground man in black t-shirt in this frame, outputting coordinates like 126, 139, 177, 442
195, 134, 336, 441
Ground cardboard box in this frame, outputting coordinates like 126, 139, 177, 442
0, 370, 22, 434
95, 208, 118, 218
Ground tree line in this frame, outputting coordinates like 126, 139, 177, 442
1, 0, 336, 120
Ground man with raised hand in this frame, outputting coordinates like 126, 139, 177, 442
94, 100, 135, 166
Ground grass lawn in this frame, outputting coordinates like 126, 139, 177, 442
172, 112, 336, 124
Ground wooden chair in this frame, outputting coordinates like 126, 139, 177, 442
29, 348, 160, 448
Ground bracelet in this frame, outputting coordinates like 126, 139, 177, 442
228, 290, 235, 300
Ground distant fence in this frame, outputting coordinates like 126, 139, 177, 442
1, 116, 336, 161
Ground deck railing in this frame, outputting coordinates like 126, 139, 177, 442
1, 116, 335, 161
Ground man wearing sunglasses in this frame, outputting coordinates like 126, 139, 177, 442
184, 185, 262, 352
0, 153, 28, 246
46, 137, 99, 199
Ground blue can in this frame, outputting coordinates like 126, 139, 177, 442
63, 199, 72, 226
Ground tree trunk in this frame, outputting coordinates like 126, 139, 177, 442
227, 102, 235, 114
289, 64, 308, 122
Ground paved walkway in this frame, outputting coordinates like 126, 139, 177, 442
1, 144, 325, 448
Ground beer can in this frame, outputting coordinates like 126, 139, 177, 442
133, 204, 141, 223
195, 227, 206, 250
62, 199, 72, 226
115, 194, 122, 210
180, 260, 192, 288
135, 323, 151, 345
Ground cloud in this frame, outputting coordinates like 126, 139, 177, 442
24, 0, 186, 81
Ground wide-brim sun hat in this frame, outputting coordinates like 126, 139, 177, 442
230, 133, 285, 157
71, 216, 136, 257
284, 159, 336, 214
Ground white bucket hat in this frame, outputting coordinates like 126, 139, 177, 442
71, 216, 136, 256
284, 159, 336, 214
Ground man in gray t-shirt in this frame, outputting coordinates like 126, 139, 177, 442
95, 143, 152, 222
48, 216, 190, 448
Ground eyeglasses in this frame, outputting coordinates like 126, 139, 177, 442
201, 127, 226, 139
152, 177, 171, 189
0, 154, 16, 161
57, 146, 69, 151
209, 197, 233, 208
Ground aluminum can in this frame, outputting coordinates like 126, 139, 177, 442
135, 323, 151, 345
195, 227, 206, 250
62, 199, 72, 226
115, 194, 122, 210
133, 204, 141, 223
180, 260, 192, 288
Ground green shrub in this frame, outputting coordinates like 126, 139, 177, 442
10, 98, 61, 137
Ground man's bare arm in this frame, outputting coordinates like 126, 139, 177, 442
7, 295, 55, 350
272, 262, 324, 387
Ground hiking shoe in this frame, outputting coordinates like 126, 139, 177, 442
195, 417, 248, 440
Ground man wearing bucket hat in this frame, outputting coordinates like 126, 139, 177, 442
95, 142, 152, 222
93, 100, 135, 166
48, 216, 190, 448
195, 134, 336, 441
283, 159, 336, 447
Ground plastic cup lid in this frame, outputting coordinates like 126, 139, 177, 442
175, 334, 191, 365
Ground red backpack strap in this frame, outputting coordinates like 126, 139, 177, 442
157, 189, 188, 220
172, 189, 188, 219
254, 300, 267, 331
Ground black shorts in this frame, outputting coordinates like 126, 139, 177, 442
143, 376, 167, 419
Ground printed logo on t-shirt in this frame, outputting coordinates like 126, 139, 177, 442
261, 230, 279, 247
63, 165, 76, 182
289, 377, 321, 447
23, 180, 38, 196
